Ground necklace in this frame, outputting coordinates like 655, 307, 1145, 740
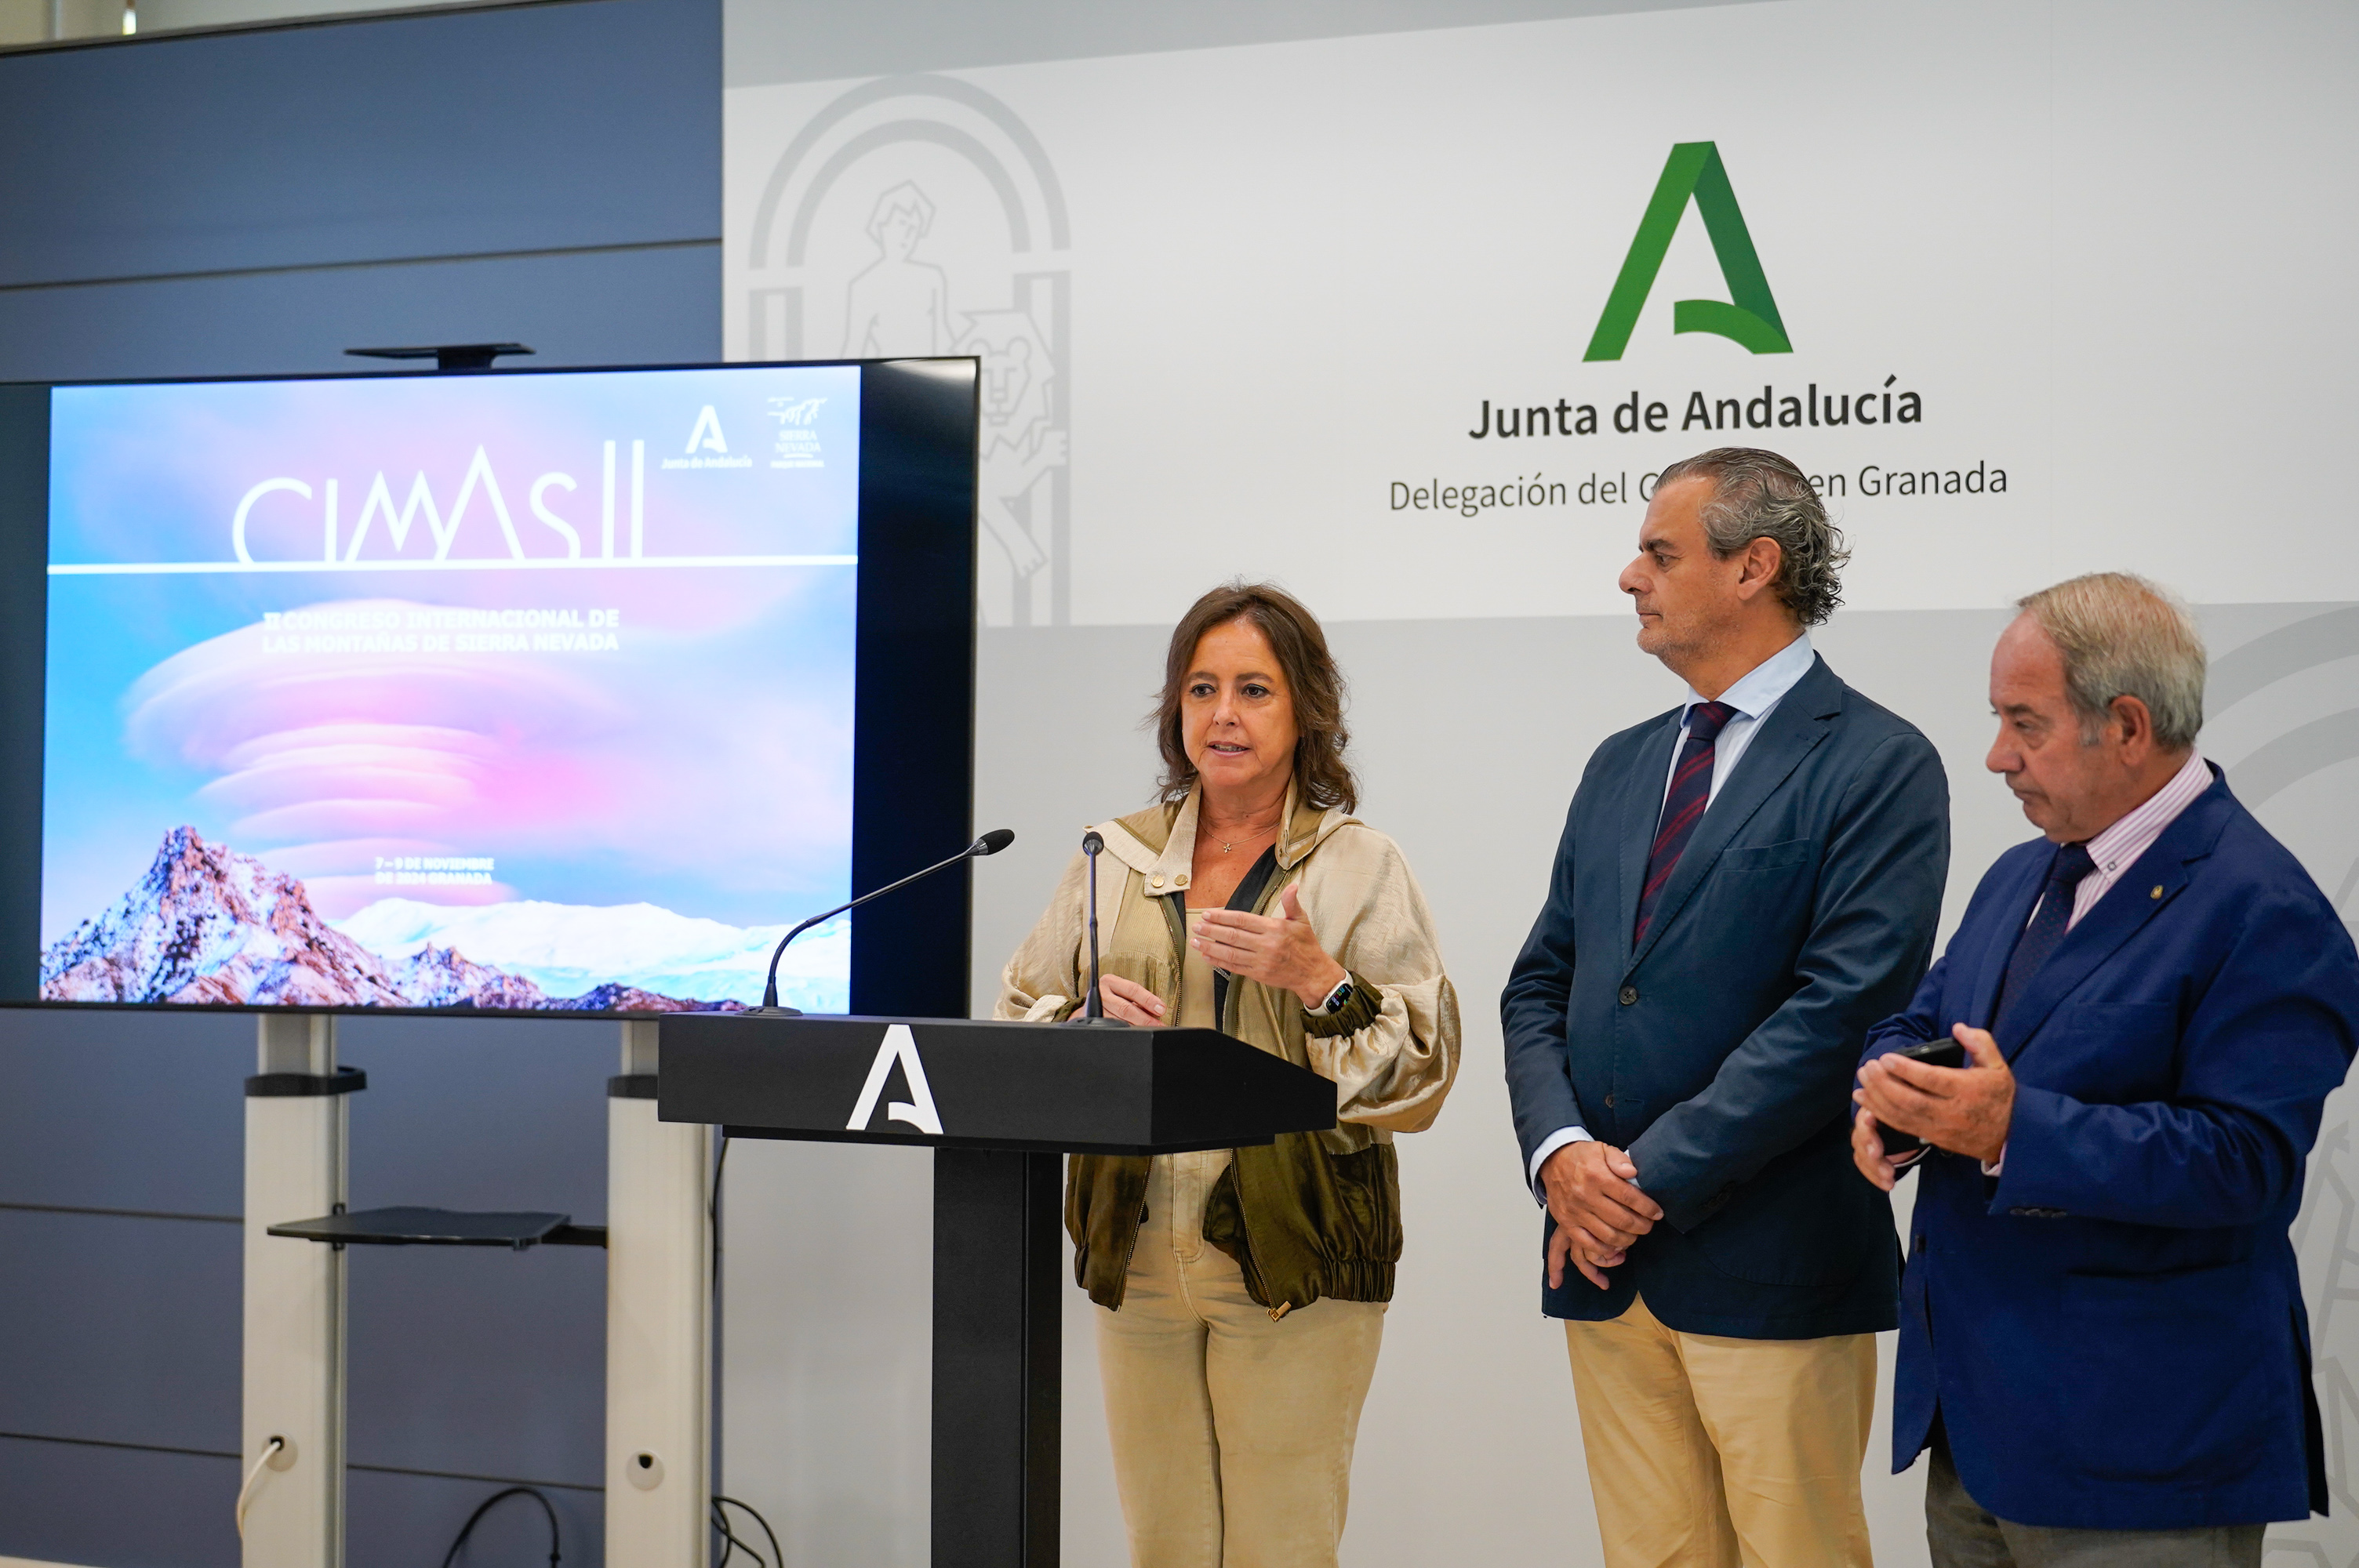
1207, 810, 1282, 855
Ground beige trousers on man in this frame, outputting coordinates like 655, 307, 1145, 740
1096, 1149, 1385, 1568
1563, 1292, 1876, 1568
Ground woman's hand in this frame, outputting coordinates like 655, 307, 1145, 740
1191, 884, 1348, 1010
1074, 974, 1165, 1027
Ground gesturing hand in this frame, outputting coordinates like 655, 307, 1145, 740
1191, 884, 1349, 1010
1540, 1141, 1660, 1290
1853, 1022, 2015, 1166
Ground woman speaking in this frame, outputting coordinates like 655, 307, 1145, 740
998, 582, 1459, 1568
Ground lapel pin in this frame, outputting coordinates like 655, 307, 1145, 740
2150, 885, 2163, 899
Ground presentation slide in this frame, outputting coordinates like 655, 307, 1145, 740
38, 365, 862, 1012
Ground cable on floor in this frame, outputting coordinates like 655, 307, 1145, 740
712, 1493, 783, 1568
438, 1484, 561, 1568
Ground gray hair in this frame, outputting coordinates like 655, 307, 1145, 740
2014, 572, 2205, 750
1655, 448, 1849, 626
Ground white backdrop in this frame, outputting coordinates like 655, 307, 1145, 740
715, 3, 2359, 1563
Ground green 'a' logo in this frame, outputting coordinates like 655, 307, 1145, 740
1583, 141, 1790, 361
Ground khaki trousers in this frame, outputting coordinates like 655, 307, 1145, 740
1096, 1150, 1385, 1568
1562, 1292, 1876, 1568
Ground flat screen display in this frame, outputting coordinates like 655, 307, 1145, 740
0, 360, 976, 1014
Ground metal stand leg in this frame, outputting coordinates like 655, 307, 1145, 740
932, 1149, 1062, 1568
241, 1014, 348, 1567
607, 1018, 713, 1566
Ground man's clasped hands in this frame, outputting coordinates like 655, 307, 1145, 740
1540, 1021, 2018, 1290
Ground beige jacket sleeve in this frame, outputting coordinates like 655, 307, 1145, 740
994, 850, 1090, 1023
1294, 826, 1460, 1134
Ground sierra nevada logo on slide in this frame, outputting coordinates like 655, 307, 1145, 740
1584, 141, 1790, 361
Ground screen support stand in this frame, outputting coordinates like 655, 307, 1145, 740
933, 1149, 1062, 1568
607, 1018, 713, 1565
241, 1014, 350, 1568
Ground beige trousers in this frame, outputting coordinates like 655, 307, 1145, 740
1095, 1149, 1386, 1568
1562, 1292, 1876, 1568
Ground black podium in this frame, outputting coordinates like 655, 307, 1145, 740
656, 1012, 1337, 1568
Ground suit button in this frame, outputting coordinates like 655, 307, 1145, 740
1618, 985, 1638, 1006
1603, 1094, 1616, 1108
1912, 1232, 1925, 1252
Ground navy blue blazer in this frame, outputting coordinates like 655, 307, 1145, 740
1866, 769, 2359, 1530
1503, 655, 1949, 1338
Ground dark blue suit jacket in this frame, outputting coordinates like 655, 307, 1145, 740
1866, 768, 2359, 1530
1503, 655, 1949, 1338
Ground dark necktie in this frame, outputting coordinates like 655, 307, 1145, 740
1993, 840, 2097, 1032
1634, 700, 1736, 943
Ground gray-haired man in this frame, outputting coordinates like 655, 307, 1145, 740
1856, 573, 2359, 1566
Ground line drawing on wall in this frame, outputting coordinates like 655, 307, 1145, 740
2209, 602, 2359, 1566
743, 75, 1071, 628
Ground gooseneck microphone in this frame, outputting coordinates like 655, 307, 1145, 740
1071, 829, 1127, 1026
753, 829, 1015, 1015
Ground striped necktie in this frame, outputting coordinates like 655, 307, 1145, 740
1635, 700, 1736, 944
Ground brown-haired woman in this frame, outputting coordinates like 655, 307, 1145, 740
998, 581, 1459, 1568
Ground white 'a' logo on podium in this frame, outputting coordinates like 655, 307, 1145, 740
845, 1024, 943, 1135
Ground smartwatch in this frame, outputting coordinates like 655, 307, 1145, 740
1311, 975, 1355, 1016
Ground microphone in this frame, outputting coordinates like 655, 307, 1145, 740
1070, 829, 1127, 1026
752, 829, 1016, 1015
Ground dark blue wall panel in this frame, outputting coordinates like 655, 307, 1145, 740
0, 1435, 607, 1568
0, 242, 720, 383
343, 1014, 616, 1221
0, 1210, 240, 1452
0, 1435, 240, 1568
0, 0, 719, 288
350, 1465, 603, 1568
0, 1008, 250, 1214
349, 1241, 611, 1488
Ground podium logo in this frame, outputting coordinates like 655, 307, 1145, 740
1584, 142, 1791, 361
846, 1023, 943, 1136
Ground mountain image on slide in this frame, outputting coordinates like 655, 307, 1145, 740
332, 897, 847, 1011
41, 827, 740, 1012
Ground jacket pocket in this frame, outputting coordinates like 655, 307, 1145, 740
2059, 1261, 2284, 1484
1718, 838, 1814, 873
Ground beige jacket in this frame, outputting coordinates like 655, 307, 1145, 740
997, 783, 1459, 1309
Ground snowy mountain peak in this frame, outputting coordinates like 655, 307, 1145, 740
42, 828, 741, 1012
43, 826, 409, 1007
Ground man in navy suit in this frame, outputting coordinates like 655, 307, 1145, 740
1855, 572, 2359, 1566
1503, 448, 1950, 1567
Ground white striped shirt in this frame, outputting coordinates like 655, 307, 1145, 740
2055, 749, 2214, 931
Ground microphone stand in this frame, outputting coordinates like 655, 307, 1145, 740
752, 832, 1012, 1014
1070, 829, 1128, 1026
